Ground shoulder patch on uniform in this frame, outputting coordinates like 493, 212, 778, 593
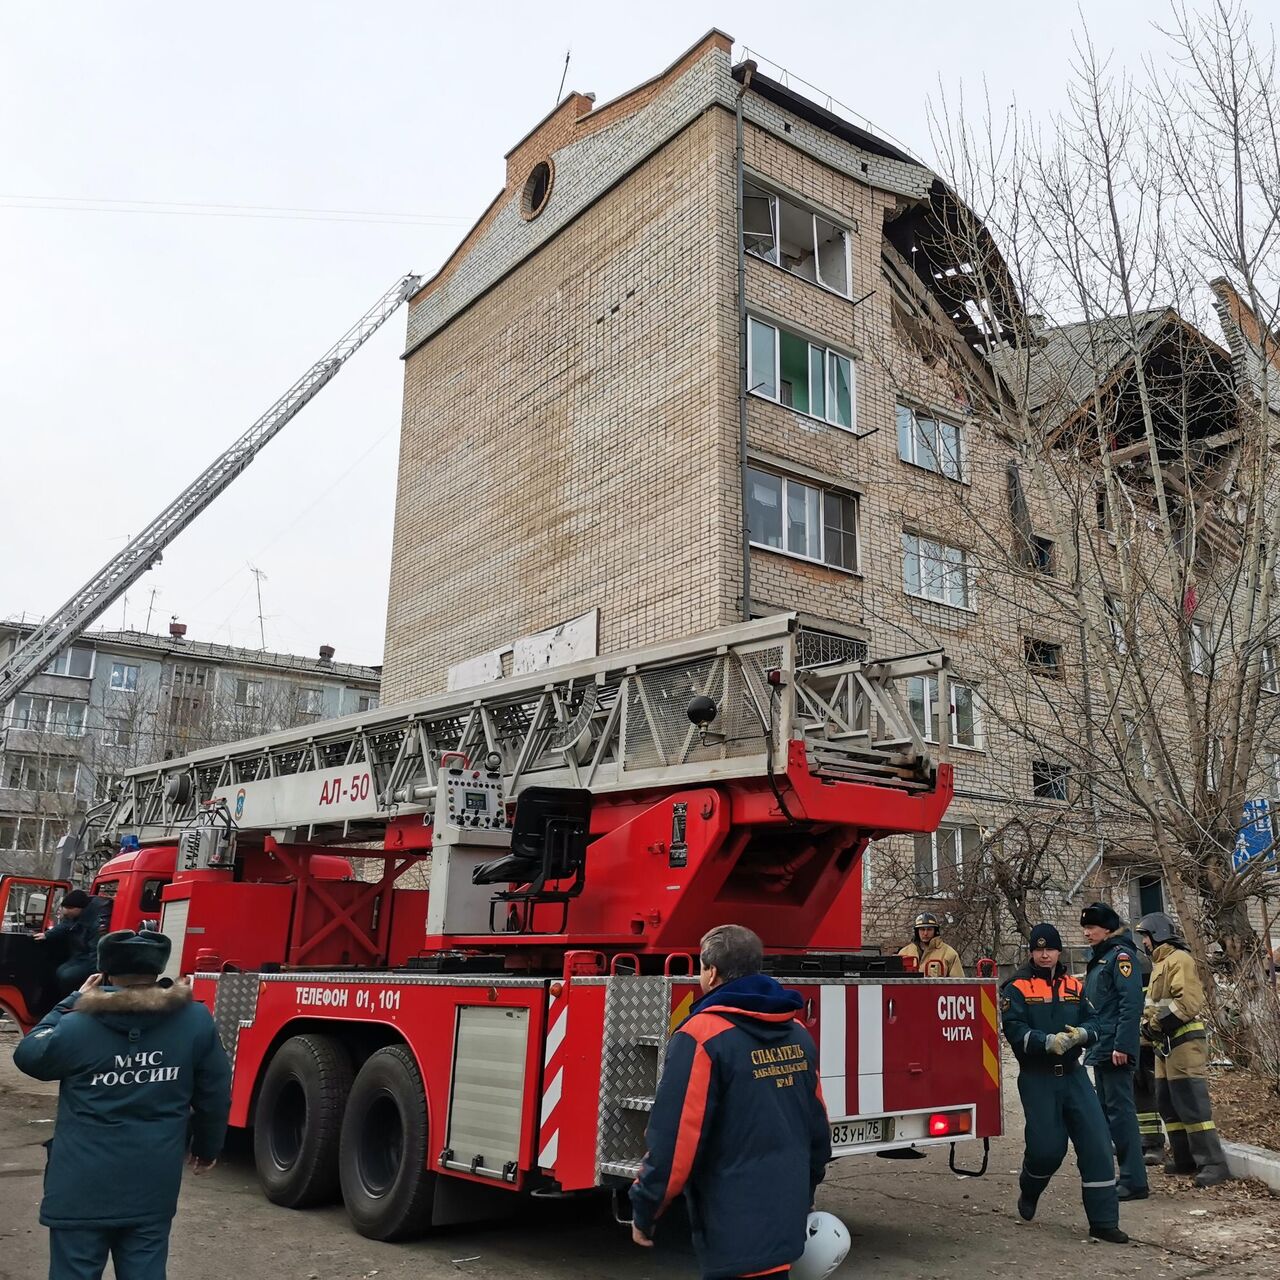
1117, 955, 1134, 979
1001, 996, 1011, 1012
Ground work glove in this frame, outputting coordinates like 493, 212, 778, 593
1045, 1026, 1089, 1055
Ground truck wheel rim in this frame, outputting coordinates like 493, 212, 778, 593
269, 1077, 306, 1169
359, 1092, 404, 1196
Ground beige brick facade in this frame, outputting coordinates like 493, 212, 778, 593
382, 35, 1246, 960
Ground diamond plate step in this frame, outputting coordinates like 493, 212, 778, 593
601, 1159, 643, 1179
620, 1095, 654, 1112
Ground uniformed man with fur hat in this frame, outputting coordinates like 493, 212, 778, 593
898, 911, 964, 976
13, 929, 231, 1279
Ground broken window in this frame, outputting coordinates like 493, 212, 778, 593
1024, 637, 1063, 678
1030, 535, 1055, 575
747, 467, 858, 570
747, 318, 854, 429
1032, 761, 1069, 802
1105, 595, 1128, 655
1189, 619, 1211, 676
902, 532, 972, 608
742, 179, 850, 295
896, 405, 963, 480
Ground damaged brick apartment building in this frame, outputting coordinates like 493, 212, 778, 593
381, 31, 1274, 958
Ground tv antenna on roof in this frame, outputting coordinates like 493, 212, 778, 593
556, 49, 571, 105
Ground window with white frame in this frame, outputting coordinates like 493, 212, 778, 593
110, 662, 139, 692
742, 179, 851, 296
896, 405, 963, 481
43, 647, 94, 678
1262, 644, 1279, 694
296, 687, 324, 717
235, 678, 263, 709
7, 696, 86, 737
906, 676, 983, 748
1105, 594, 1128, 655
105, 715, 132, 747
901, 532, 972, 608
746, 318, 855, 430
746, 467, 859, 571
4, 755, 78, 793
913, 824, 982, 895
1189, 620, 1211, 675
356, 693, 379, 713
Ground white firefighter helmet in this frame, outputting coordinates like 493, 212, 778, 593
791, 1211, 851, 1280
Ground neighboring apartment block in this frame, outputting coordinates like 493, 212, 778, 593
0, 620, 379, 877
381, 32, 1274, 957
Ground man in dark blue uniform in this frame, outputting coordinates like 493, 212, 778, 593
631, 924, 832, 1279
1081, 901, 1148, 1201
35, 890, 113, 995
14, 928, 230, 1280
1001, 922, 1127, 1244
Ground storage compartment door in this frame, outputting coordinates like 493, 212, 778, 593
443, 1005, 530, 1180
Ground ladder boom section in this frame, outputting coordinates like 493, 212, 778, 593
0, 272, 421, 704
111, 615, 946, 842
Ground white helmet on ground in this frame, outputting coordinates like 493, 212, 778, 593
791, 1211, 851, 1280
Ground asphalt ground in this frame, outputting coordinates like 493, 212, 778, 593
2, 1030, 1276, 1280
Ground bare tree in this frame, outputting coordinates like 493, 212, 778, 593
891, 3, 1280, 1009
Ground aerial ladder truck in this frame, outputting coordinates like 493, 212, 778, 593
2, 614, 1002, 1241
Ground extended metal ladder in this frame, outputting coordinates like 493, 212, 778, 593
0, 272, 421, 705
110, 613, 946, 843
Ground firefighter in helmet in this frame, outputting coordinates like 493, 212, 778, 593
899, 912, 964, 977
1135, 912, 1231, 1188
1000, 922, 1128, 1244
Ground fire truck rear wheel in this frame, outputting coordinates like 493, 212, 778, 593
253, 1033, 354, 1208
339, 1045, 435, 1240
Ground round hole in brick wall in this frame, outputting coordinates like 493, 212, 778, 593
521, 161, 554, 219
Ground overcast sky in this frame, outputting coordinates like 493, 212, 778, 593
1, 1, 1177, 668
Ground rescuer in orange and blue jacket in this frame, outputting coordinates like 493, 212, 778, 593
630, 924, 831, 1279
1001, 922, 1128, 1245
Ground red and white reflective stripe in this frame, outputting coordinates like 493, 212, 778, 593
538, 986, 569, 1169
818, 984, 884, 1119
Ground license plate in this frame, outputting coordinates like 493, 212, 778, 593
829, 1118, 883, 1148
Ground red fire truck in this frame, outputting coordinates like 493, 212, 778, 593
1, 614, 1002, 1241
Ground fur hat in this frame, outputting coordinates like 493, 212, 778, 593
1028, 922, 1064, 951
97, 929, 171, 977
1080, 902, 1121, 932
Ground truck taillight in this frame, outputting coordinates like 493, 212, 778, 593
928, 1110, 972, 1137
900, 955, 918, 972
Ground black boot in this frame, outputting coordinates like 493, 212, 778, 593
1017, 1194, 1037, 1221
1193, 1165, 1231, 1188
1164, 1160, 1197, 1175
1117, 1185, 1150, 1201
1089, 1226, 1130, 1244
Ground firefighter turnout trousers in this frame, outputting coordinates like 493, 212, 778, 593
1155, 1035, 1229, 1179
1017, 1066, 1120, 1228
1134, 1045, 1164, 1155
1092, 1064, 1148, 1193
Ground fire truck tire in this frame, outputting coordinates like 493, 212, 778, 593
339, 1045, 435, 1240
253, 1033, 354, 1208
